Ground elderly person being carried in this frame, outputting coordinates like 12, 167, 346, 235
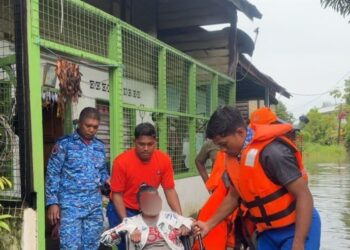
101, 184, 193, 250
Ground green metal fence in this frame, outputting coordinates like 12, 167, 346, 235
34, 0, 237, 175
0, 0, 21, 202
27, 0, 236, 247
37, 1, 233, 171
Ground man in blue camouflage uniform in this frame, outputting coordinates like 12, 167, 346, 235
46, 107, 109, 250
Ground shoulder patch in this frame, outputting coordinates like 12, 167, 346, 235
51, 144, 60, 155
245, 148, 258, 167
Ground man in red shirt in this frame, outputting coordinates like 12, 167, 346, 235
107, 122, 182, 250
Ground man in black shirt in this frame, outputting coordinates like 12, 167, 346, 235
193, 106, 321, 250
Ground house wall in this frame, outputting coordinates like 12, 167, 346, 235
34, 53, 212, 245
22, 1, 237, 249
163, 176, 210, 216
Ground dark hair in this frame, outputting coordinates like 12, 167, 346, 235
206, 105, 246, 139
134, 122, 156, 139
137, 184, 158, 203
79, 107, 100, 122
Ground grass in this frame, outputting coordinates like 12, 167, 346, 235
302, 142, 348, 171
174, 143, 349, 179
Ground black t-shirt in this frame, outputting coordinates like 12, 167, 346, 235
260, 140, 301, 186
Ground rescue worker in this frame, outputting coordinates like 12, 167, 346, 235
108, 122, 183, 250
193, 107, 279, 250
46, 107, 110, 250
193, 105, 321, 250
193, 151, 239, 250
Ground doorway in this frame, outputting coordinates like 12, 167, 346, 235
42, 103, 64, 250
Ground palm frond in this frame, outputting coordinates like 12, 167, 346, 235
321, 0, 350, 17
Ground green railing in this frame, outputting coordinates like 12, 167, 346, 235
27, 0, 236, 248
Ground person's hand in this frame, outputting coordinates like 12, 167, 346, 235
50, 222, 59, 240
292, 239, 305, 250
192, 220, 209, 238
130, 229, 141, 243
178, 225, 191, 236
100, 228, 121, 247
47, 204, 60, 226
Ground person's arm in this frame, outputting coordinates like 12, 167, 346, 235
286, 177, 313, 250
193, 185, 239, 237
195, 143, 210, 183
101, 217, 138, 246
195, 158, 209, 184
162, 154, 183, 215
110, 158, 127, 219
112, 192, 127, 219
261, 141, 311, 249
171, 213, 194, 236
98, 145, 110, 184
164, 188, 182, 215
46, 142, 65, 225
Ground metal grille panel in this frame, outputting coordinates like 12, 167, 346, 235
34, 0, 236, 178
39, 0, 116, 57
0, 0, 21, 201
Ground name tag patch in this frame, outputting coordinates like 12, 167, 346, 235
245, 148, 258, 167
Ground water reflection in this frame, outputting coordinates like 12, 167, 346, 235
308, 162, 350, 250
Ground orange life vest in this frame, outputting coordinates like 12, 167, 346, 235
227, 123, 308, 232
205, 151, 226, 191
193, 152, 237, 250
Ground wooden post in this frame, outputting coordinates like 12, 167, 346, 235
228, 5, 238, 80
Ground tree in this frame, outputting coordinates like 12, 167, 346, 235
343, 78, 350, 105
330, 88, 342, 103
302, 108, 338, 145
275, 101, 294, 123
0, 177, 12, 232
320, 0, 350, 19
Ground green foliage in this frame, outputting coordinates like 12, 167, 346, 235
343, 79, 350, 105
302, 142, 348, 173
275, 101, 294, 123
324, 78, 350, 148
321, 0, 350, 18
330, 88, 342, 102
303, 142, 347, 164
0, 216, 22, 250
0, 176, 12, 233
344, 114, 350, 148
302, 108, 338, 145
0, 176, 12, 190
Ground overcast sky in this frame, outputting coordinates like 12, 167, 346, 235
237, 0, 350, 119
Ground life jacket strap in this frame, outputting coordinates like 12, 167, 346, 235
242, 187, 288, 209
247, 200, 296, 226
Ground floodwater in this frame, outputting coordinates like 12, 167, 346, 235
308, 162, 350, 250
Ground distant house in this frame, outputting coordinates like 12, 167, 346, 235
318, 104, 339, 114
318, 104, 347, 122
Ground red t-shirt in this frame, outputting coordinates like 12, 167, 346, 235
110, 148, 175, 210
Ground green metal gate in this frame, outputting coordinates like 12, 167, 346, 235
25, 0, 236, 248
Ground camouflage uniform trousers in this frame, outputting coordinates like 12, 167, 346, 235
59, 199, 103, 250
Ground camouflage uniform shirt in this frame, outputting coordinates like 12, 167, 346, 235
46, 130, 109, 206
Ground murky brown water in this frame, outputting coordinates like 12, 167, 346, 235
308, 163, 350, 250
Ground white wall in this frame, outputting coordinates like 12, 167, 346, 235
21, 208, 37, 250
159, 176, 209, 216
41, 56, 156, 124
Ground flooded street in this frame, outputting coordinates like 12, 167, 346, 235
309, 163, 350, 250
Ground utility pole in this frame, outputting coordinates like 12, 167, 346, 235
338, 103, 343, 144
